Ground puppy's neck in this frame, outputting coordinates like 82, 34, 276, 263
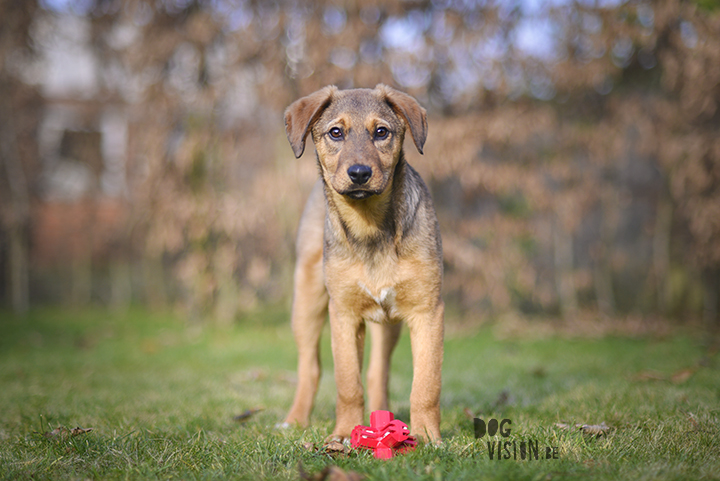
323, 156, 409, 250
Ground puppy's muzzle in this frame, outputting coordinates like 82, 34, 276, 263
347, 164, 372, 185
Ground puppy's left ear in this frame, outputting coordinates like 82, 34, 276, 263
284, 85, 337, 158
377, 84, 428, 154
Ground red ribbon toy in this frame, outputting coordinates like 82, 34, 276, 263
350, 410, 417, 459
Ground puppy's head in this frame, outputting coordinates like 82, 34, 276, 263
284, 84, 427, 200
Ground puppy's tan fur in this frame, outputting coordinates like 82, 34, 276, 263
283, 85, 444, 442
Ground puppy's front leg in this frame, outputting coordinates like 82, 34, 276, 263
328, 301, 366, 439
408, 301, 445, 442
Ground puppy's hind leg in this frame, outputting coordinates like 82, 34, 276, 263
283, 258, 327, 427
366, 322, 402, 412
283, 182, 328, 427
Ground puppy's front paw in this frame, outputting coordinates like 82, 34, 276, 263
410, 426, 442, 444
324, 433, 352, 445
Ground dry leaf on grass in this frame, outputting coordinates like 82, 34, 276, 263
670, 367, 696, 384
683, 412, 711, 433
632, 366, 697, 384
492, 389, 512, 409
42, 426, 93, 439
301, 440, 351, 457
631, 370, 666, 382
577, 422, 611, 436
299, 464, 364, 481
463, 407, 475, 419
686, 412, 700, 430
322, 441, 350, 456
70, 426, 93, 436
233, 407, 264, 423
555, 422, 611, 436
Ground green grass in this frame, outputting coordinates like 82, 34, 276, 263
0, 307, 718, 480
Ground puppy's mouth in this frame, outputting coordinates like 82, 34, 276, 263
343, 190, 376, 200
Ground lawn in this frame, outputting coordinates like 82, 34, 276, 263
0, 307, 718, 480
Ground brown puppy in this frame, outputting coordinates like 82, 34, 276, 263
282, 84, 444, 443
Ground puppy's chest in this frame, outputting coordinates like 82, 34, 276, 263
326, 236, 416, 323
352, 255, 408, 323
356, 280, 400, 323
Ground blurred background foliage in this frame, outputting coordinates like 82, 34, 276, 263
0, 0, 718, 327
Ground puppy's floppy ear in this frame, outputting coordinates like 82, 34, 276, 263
284, 85, 337, 158
376, 84, 428, 155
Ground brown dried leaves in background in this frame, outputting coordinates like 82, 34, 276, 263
1, 0, 719, 325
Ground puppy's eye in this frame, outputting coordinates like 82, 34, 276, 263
374, 127, 389, 140
329, 127, 343, 140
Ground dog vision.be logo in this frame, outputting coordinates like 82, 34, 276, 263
474, 418, 560, 461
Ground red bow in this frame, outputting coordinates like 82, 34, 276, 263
351, 411, 417, 459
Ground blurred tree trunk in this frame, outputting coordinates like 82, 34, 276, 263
653, 197, 673, 315
0, 109, 30, 315
109, 250, 132, 310
594, 192, 618, 316
143, 255, 167, 309
703, 269, 719, 327
70, 199, 95, 306
553, 214, 577, 319
71, 257, 92, 305
0, 0, 37, 314
213, 246, 239, 326
7, 224, 29, 313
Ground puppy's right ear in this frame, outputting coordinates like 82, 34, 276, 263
284, 86, 337, 158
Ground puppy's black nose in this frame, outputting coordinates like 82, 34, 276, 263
347, 165, 372, 185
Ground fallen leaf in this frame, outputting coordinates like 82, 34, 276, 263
42, 426, 93, 439
686, 412, 700, 431
670, 367, 696, 384
233, 407, 264, 423
43, 427, 68, 438
555, 422, 611, 436
683, 411, 710, 433
322, 441, 349, 456
70, 426, 93, 436
632, 366, 698, 384
299, 464, 364, 481
302, 441, 317, 452
463, 407, 475, 419
631, 370, 666, 382
576, 422, 611, 436
492, 389, 512, 409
